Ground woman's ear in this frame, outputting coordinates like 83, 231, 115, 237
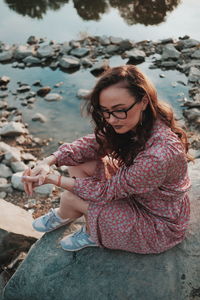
141, 95, 149, 110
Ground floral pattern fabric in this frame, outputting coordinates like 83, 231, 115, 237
53, 120, 191, 254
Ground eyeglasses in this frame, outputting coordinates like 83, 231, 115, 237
98, 102, 138, 120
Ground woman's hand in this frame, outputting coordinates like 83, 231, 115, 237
22, 161, 51, 196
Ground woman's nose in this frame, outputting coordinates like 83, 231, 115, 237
107, 114, 118, 124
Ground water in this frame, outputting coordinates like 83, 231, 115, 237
0, 0, 198, 154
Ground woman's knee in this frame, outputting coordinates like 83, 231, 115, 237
68, 160, 98, 178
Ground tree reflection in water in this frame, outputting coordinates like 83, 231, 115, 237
4, 0, 69, 19
73, 0, 108, 21
4, 0, 181, 25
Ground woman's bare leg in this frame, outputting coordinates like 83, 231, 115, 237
57, 161, 97, 233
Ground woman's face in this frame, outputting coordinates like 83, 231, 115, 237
99, 84, 148, 134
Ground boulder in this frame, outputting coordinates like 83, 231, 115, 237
37, 45, 54, 58
11, 172, 24, 191
90, 60, 109, 77
14, 46, 35, 60
0, 122, 27, 137
70, 48, 89, 58
32, 113, 47, 123
188, 67, 200, 83
2, 160, 200, 300
59, 56, 80, 69
125, 49, 146, 64
44, 93, 62, 102
0, 51, 13, 62
162, 44, 181, 61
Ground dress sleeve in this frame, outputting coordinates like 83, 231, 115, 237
72, 148, 169, 203
52, 134, 99, 167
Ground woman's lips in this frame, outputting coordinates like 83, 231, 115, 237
113, 125, 123, 129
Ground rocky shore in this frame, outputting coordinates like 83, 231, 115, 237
0, 35, 200, 297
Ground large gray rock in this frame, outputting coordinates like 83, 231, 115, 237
0, 122, 27, 137
2, 160, 200, 300
162, 44, 181, 60
59, 56, 80, 69
14, 46, 35, 60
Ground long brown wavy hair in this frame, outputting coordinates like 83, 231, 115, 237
87, 65, 191, 166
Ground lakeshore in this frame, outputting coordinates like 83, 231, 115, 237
0, 34, 200, 292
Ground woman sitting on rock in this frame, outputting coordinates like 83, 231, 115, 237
22, 65, 191, 254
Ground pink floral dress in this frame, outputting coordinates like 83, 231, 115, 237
53, 120, 191, 254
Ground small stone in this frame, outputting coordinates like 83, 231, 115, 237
37, 86, 51, 97
0, 76, 10, 86
59, 56, 80, 69
76, 89, 91, 99
21, 153, 36, 162
0, 164, 13, 178
0, 122, 27, 137
10, 161, 27, 173
44, 93, 62, 102
159, 74, 165, 78
32, 113, 47, 123
17, 86, 31, 93
70, 48, 89, 58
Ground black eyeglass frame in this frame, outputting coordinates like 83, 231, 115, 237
98, 101, 138, 120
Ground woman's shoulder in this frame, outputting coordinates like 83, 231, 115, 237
142, 120, 185, 160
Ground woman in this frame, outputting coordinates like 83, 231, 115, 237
22, 65, 191, 254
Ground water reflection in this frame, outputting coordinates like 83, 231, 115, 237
4, 0, 69, 19
4, 0, 181, 25
73, 0, 109, 21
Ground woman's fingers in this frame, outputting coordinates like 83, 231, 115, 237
22, 168, 31, 195
22, 175, 41, 183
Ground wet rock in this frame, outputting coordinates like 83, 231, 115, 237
0, 101, 7, 109
125, 49, 146, 64
0, 191, 6, 198
37, 45, 54, 58
183, 108, 200, 123
98, 36, 110, 46
69, 40, 81, 48
0, 164, 12, 178
162, 44, 180, 61
17, 63, 25, 69
59, 55, 80, 69
90, 60, 109, 76
32, 113, 47, 123
76, 89, 91, 99
37, 86, 51, 97
27, 97, 36, 104
0, 122, 27, 137
14, 46, 35, 60
191, 49, 200, 59
0, 51, 13, 62
160, 61, 177, 68
179, 38, 200, 49
80, 57, 93, 67
70, 48, 89, 58
0, 92, 8, 98
110, 36, 123, 45
60, 42, 71, 55
27, 36, 39, 45
188, 67, 200, 83
105, 45, 119, 54
44, 93, 62, 102
160, 38, 175, 44
23, 56, 41, 65
32, 81, 42, 87
119, 39, 134, 51
0, 76, 10, 86
17, 85, 31, 93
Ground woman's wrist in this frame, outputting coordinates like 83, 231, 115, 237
45, 173, 75, 191
42, 155, 57, 166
